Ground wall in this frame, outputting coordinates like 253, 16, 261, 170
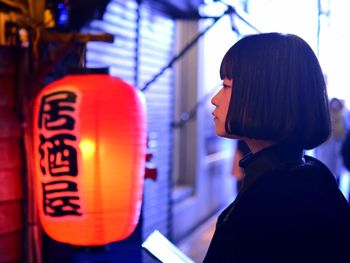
0, 46, 24, 263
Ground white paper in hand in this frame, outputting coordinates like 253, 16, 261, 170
142, 230, 195, 263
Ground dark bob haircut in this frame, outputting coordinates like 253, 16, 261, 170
220, 33, 330, 150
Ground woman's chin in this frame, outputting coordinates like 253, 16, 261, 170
215, 129, 239, 139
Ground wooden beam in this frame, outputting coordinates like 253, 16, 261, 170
27, 0, 44, 23
0, 0, 28, 13
40, 31, 114, 44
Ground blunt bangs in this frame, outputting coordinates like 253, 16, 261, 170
220, 33, 330, 149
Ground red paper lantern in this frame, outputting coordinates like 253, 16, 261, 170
32, 74, 146, 246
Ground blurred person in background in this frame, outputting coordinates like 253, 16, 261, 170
315, 97, 347, 186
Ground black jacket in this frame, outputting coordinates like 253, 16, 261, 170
203, 144, 350, 263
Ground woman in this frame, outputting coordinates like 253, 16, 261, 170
204, 33, 350, 263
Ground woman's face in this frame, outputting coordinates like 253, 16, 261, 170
211, 78, 233, 137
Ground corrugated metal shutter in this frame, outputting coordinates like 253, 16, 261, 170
86, 0, 138, 86
84, 0, 174, 255
138, 3, 174, 243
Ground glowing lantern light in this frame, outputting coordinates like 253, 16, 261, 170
32, 74, 146, 246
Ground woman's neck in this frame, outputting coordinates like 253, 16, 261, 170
244, 138, 274, 154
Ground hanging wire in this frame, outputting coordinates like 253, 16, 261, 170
78, 43, 87, 68
140, 6, 235, 92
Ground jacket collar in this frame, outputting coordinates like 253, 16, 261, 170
239, 143, 304, 191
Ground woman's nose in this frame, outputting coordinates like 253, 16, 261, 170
211, 91, 219, 106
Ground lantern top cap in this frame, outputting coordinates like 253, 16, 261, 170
70, 67, 109, 75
